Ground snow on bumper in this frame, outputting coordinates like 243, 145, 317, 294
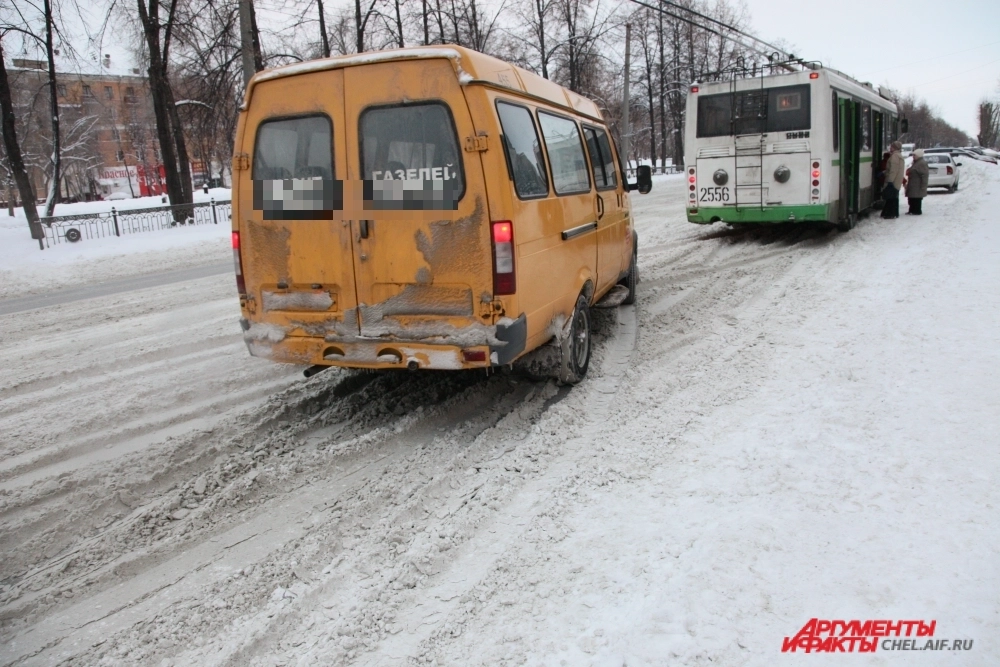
240, 314, 526, 370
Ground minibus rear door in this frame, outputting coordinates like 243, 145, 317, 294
343, 60, 494, 339
240, 70, 358, 337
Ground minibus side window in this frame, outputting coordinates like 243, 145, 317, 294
583, 126, 618, 191
360, 102, 464, 210
496, 101, 549, 198
537, 111, 591, 195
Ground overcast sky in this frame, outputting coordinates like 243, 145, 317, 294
742, 0, 1000, 139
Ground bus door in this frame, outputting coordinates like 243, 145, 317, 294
839, 98, 861, 220
240, 70, 359, 338
342, 59, 493, 339
732, 88, 767, 209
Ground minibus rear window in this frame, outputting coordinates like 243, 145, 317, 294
253, 115, 334, 180
538, 111, 590, 195
253, 115, 340, 219
361, 103, 464, 210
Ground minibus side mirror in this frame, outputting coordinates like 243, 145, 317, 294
900, 118, 909, 134
628, 165, 652, 194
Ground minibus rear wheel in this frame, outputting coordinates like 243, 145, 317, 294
559, 295, 592, 384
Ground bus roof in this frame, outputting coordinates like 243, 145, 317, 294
246, 45, 605, 123
693, 67, 897, 113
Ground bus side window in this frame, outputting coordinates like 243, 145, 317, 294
583, 127, 618, 191
496, 101, 549, 199
537, 111, 591, 195
862, 105, 871, 151
832, 92, 839, 152
594, 128, 618, 188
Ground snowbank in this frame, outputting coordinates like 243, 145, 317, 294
0, 189, 233, 299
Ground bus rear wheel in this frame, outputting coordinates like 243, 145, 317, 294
837, 214, 856, 233
558, 295, 592, 385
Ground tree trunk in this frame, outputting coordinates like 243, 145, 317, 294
42, 0, 61, 217
536, 0, 547, 79
434, 0, 446, 44
394, 0, 404, 48
657, 8, 667, 166
0, 42, 44, 244
318, 0, 331, 57
137, 0, 190, 222
166, 85, 194, 211
422, 0, 429, 45
355, 0, 364, 52
249, 1, 263, 70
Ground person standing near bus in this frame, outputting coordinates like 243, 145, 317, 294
882, 140, 905, 219
905, 148, 929, 215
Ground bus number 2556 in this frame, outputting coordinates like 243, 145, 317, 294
699, 186, 730, 202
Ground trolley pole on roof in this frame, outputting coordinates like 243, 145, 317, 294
622, 22, 631, 172
239, 0, 256, 87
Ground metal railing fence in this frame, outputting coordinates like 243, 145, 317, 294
39, 199, 231, 248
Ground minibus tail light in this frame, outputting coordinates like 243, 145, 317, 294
232, 231, 246, 296
492, 221, 515, 295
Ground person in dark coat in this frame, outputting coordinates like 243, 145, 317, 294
875, 151, 890, 201
882, 141, 905, 219
905, 148, 929, 215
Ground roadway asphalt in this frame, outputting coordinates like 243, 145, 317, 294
0, 261, 233, 316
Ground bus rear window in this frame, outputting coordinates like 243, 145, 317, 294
253, 115, 333, 180
697, 84, 812, 137
360, 103, 464, 210
253, 115, 339, 219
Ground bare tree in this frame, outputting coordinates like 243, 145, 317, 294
0, 37, 43, 243
1, 0, 67, 214
136, 0, 194, 218
978, 100, 999, 149
355, 0, 380, 52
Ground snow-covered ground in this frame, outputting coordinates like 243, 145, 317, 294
0, 167, 997, 666
0, 189, 232, 300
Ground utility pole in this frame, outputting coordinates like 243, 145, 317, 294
239, 0, 256, 87
622, 22, 631, 173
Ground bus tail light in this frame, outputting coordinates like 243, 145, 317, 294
688, 166, 697, 205
811, 161, 821, 202
492, 221, 515, 295
232, 231, 246, 296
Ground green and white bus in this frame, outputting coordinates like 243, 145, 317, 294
684, 61, 901, 231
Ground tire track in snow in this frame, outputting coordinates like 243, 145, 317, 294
350, 307, 639, 667
1, 374, 537, 666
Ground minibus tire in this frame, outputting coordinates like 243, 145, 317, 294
621, 241, 638, 305
559, 295, 591, 384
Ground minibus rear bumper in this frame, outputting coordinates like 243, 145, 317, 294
241, 314, 526, 371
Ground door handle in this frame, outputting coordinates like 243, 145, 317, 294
359, 219, 370, 239
596, 194, 604, 220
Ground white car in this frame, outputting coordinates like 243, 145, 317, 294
923, 153, 960, 192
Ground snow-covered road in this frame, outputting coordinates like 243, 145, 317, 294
1, 167, 997, 666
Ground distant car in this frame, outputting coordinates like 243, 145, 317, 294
922, 153, 961, 192
958, 147, 998, 164
901, 142, 916, 158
